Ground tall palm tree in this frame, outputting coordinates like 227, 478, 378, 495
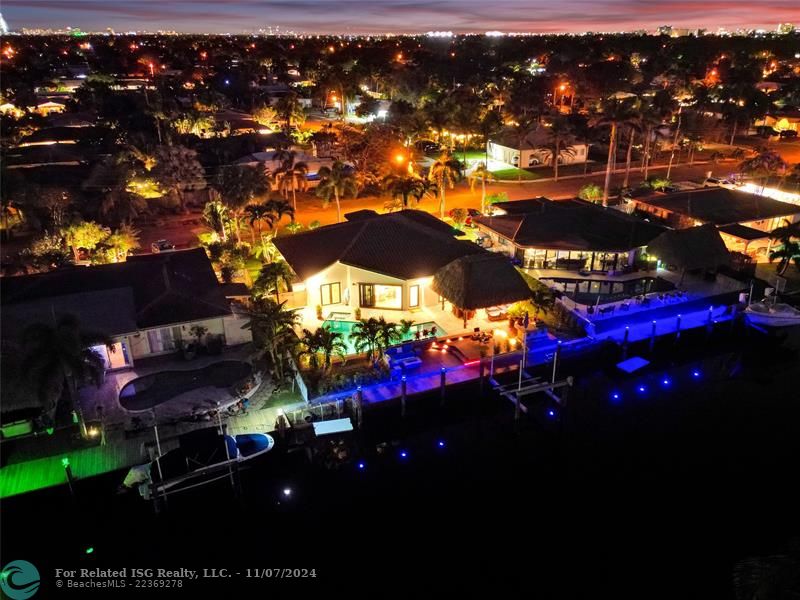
639, 106, 664, 180
316, 161, 357, 223
350, 318, 383, 362
20, 314, 111, 430
244, 203, 272, 246
273, 151, 308, 211
274, 92, 306, 131
213, 165, 270, 244
739, 150, 788, 194
591, 97, 642, 206
242, 297, 298, 381
537, 115, 576, 182
428, 153, 462, 218
254, 260, 294, 302
382, 173, 430, 209
621, 114, 642, 189
468, 162, 495, 214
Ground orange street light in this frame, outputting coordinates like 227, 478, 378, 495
395, 154, 406, 164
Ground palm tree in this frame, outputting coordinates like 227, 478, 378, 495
468, 162, 495, 214
203, 200, 230, 242
254, 260, 294, 302
537, 115, 576, 182
264, 198, 295, 228
274, 92, 306, 131
213, 165, 270, 245
376, 317, 401, 354
103, 223, 140, 262
639, 106, 664, 180
382, 173, 430, 209
316, 161, 357, 223
428, 152, 462, 218
20, 314, 111, 430
769, 240, 800, 275
621, 114, 642, 189
769, 219, 800, 275
739, 150, 788, 194
151, 145, 206, 213
302, 326, 347, 372
350, 318, 383, 362
273, 151, 308, 211
242, 297, 298, 381
245, 203, 273, 246
591, 97, 642, 206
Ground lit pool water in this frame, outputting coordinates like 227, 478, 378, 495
321, 320, 446, 355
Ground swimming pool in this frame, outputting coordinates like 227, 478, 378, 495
119, 360, 253, 411
321, 320, 446, 355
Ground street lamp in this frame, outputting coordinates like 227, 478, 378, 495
148, 62, 154, 78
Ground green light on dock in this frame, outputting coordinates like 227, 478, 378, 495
61, 457, 70, 469
85, 547, 94, 554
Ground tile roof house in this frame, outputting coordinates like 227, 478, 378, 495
629, 187, 800, 258
1, 249, 252, 371
273, 210, 486, 313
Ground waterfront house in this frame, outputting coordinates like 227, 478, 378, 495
1, 248, 252, 372
273, 209, 530, 331
628, 187, 800, 259
474, 198, 667, 304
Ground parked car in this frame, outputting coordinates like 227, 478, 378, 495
414, 139, 440, 154
151, 239, 176, 253
779, 129, 798, 139
755, 126, 779, 138
703, 177, 733, 187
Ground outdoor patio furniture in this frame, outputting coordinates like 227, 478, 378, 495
599, 305, 615, 315
620, 302, 630, 311
400, 357, 422, 370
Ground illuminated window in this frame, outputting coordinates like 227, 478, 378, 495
320, 282, 341, 306
359, 283, 402, 309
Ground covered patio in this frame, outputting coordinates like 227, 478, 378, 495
433, 252, 533, 328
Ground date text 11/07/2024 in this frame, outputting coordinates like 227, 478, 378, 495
207, 569, 318, 578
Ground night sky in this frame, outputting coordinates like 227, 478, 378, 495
3, 0, 800, 34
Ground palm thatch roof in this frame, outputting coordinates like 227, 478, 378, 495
647, 224, 731, 270
433, 253, 531, 310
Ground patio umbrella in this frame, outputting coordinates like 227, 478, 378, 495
433, 253, 532, 327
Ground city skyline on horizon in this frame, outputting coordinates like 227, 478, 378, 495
3, 0, 800, 35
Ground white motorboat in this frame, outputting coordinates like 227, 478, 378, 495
744, 301, 800, 327
122, 427, 275, 499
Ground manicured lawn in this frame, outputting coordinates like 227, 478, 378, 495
492, 168, 541, 181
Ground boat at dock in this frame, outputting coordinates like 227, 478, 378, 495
122, 427, 275, 499
744, 301, 800, 328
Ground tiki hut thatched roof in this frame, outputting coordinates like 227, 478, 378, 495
646, 224, 731, 270
433, 253, 532, 310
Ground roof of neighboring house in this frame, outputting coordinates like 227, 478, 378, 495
433, 253, 531, 310
718, 223, 771, 241
647, 224, 731, 270
19, 126, 90, 145
273, 210, 484, 281
0, 249, 232, 336
632, 187, 800, 225
1, 288, 138, 340
491, 197, 552, 215
475, 199, 666, 252
4, 144, 86, 168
